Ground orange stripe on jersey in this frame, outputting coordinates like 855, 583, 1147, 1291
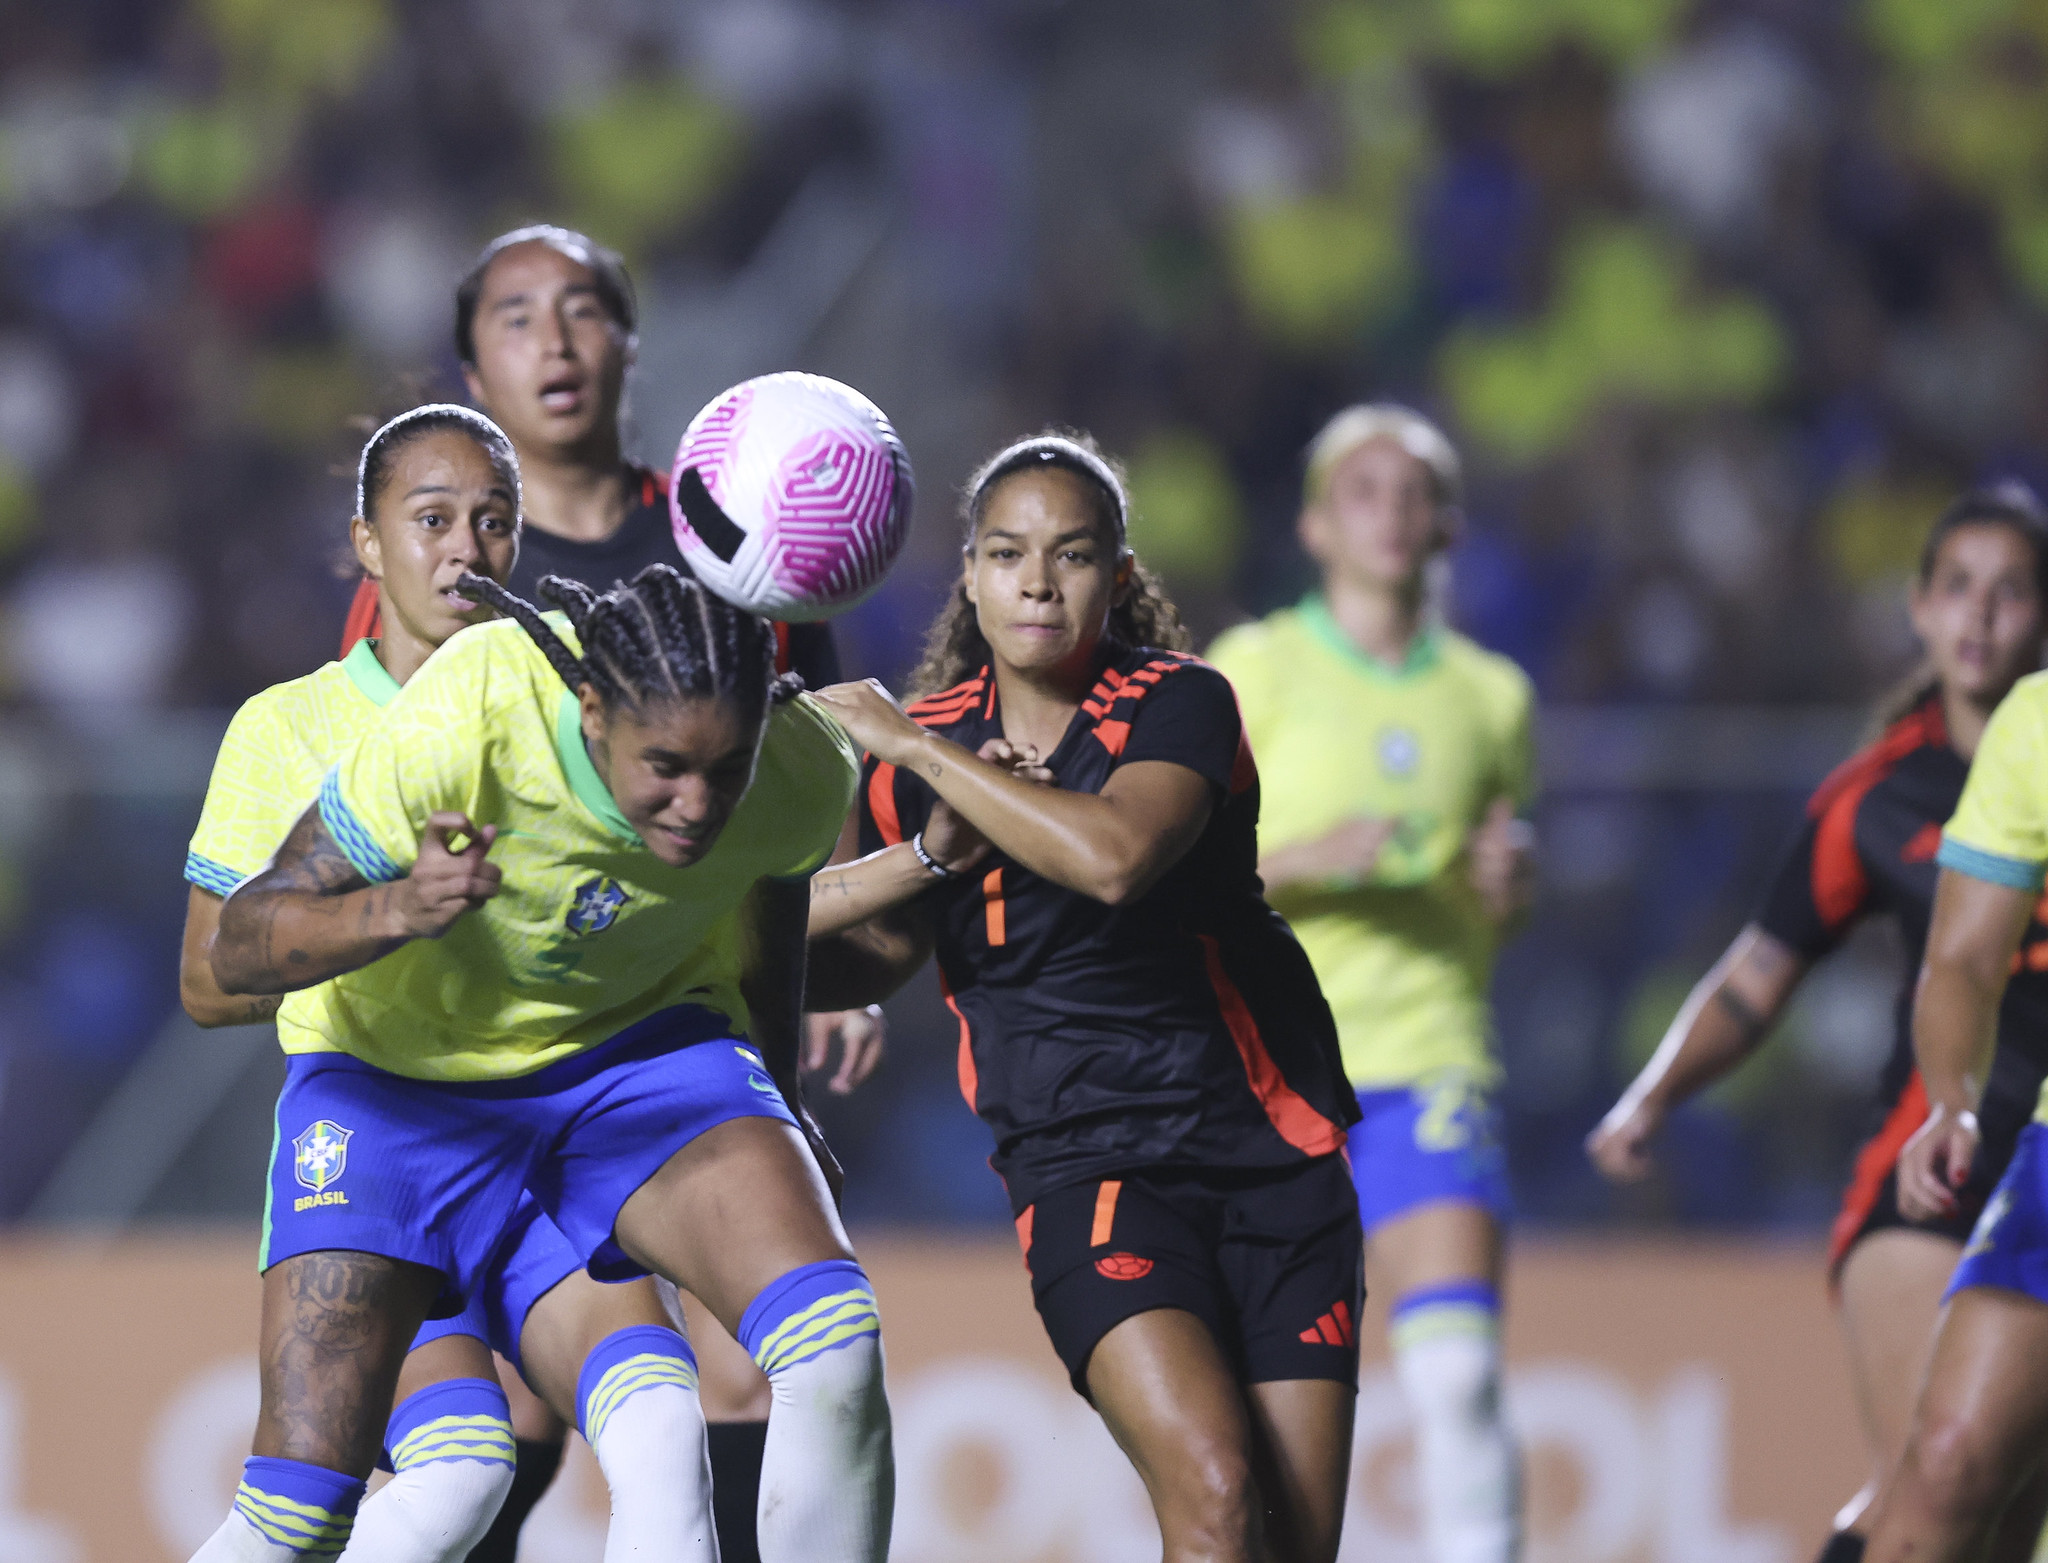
1807, 699, 1940, 930
940, 971, 978, 1110
1197, 934, 1345, 1156
1092, 719, 1130, 757
1090, 1180, 1122, 1246
1902, 822, 1942, 863
1014, 1205, 1034, 1262
868, 763, 903, 847
773, 620, 791, 675
983, 868, 1007, 945
340, 575, 380, 657
1827, 1071, 1930, 1282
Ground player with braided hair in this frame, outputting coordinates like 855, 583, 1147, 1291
186, 410, 745, 1563
187, 562, 891, 1563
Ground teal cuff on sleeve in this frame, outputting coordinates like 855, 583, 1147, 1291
184, 851, 245, 897
318, 766, 404, 884
1937, 834, 2046, 891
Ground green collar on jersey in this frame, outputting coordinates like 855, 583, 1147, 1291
341, 638, 403, 707
1299, 594, 1441, 681
555, 692, 641, 841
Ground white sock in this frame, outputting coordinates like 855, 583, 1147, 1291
589, 1382, 718, 1561
737, 1260, 893, 1563
339, 1377, 515, 1562
339, 1460, 513, 1561
577, 1325, 718, 1562
1391, 1289, 1521, 1563
190, 1457, 364, 1561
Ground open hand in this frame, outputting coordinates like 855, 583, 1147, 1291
802, 1006, 887, 1095
397, 812, 500, 938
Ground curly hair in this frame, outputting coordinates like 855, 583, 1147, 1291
907, 431, 1190, 698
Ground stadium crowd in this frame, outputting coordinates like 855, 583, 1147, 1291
2, 0, 2046, 1235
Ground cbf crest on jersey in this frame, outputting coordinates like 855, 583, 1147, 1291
566, 877, 628, 934
1376, 725, 1420, 778
293, 1120, 353, 1192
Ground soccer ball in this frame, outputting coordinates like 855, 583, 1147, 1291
668, 372, 915, 622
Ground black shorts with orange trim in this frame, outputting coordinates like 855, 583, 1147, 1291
1018, 1155, 1362, 1397
1828, 1062, 2035, 1285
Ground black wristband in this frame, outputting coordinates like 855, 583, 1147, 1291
910, 832, 960, 880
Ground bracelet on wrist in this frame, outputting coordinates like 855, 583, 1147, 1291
910, 832, 961, 881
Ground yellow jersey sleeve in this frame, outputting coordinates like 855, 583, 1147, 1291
1487, 658, 1537, 813
757, 693, 860, 877
1205, 621, 1282, 756
320, 656, 498, 884
1940, 673, 2048, 890
188, 687, 319, 896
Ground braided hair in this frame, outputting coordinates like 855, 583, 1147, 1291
456, 564, 802, 719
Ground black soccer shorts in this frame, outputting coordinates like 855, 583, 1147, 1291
1017, 1153, 1363, 1397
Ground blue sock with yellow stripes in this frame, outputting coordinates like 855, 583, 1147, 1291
190, 1456, 364, 1561
339, 1377, 515, 1562
737, 1259, 892, 1563
575, 1325, 715, 1561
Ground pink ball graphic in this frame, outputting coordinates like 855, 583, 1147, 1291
668, 372, 914, 622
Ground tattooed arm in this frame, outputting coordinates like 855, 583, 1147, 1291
181, 885, 283, 1026
212, 804, 502, 995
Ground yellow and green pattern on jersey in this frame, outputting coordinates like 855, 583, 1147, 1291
1934, 669, 2048, 1122
187, 639, 402, 896
1208, 597, 1534, 1088
305, 616, 856, 1082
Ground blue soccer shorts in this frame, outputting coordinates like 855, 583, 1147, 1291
407, 1193, 584, 1372
260, 1004, 798, 1316
1348, 1070, 1513, 1234
1949, 1121, 2048, 1305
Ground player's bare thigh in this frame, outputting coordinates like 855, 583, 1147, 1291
1836, 1229, 1959, 1471
516, 1272, 677, 1422
612, 1116, 854, 1335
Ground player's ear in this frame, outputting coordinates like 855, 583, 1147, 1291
1111, 549, 1135, 606
1433, 503, 1465, 554
350, 513, 381, 579
578, 683, 608, 747
960, 545, 980, 609
1296, 502, 1331, 569
460, 361, 488, 412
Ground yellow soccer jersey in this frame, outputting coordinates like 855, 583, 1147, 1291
1934, 670, 2048, 1122
1209, 598, 1535, 1088
187, 640, 402, 897
300, 617, 857, 1081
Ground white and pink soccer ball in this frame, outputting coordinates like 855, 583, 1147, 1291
668, 372, 914, 622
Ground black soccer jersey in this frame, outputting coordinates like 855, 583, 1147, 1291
857, 645, 1359, 1213
1756, 695, 2048, 1123
506, 466, 842, 689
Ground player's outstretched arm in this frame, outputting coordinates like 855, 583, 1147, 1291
212, 805, 500, 995
179, 885, 284, 1027
1586, 924, 1808, 1183
1899, 869, 2034, 1219
815, 679, 1211, 907
740, 874, 844, 1198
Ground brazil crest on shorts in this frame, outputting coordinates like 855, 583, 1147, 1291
293, 1119, 352, 1210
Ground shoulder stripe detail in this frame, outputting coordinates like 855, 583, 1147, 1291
1937, 835, 2047, 891
1804, 704, 1938, 929
1806, 703, 1939, 820
868, 762, 903, 847
1081, 656, 1196, 721
318, 767, 404, 884
185, 851, 245, 897
906, 673, 988, 714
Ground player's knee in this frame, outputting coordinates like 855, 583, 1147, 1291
1907, 1410, 2007, 1520
382, 1376, 518, 1534
738, 1258, 887, 1421
575, 1324, 700, 1449
1164, 1440, 1257, 1553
